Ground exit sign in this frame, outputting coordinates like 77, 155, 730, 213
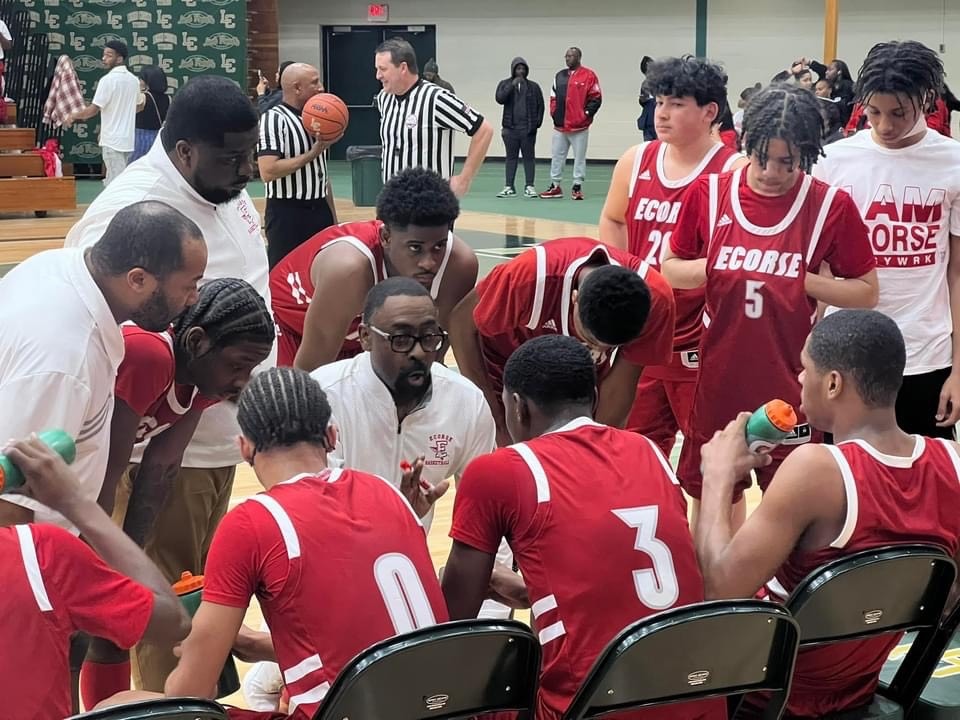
368, 3, 389, 22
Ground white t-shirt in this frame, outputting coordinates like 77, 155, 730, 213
814, 129, 960, 374
92, 65, 139, 152
311, 353, 496, 529
64, 133, 275, 467
0, 20, 11, 61
0, 249, 124, 530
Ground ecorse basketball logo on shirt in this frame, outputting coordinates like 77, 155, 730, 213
856, 184, 946, 268
427, 434, 452, 466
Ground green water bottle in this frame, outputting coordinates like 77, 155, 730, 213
173, 571, 242, 698
0, 429, 76, 493
745, 400, 798, 454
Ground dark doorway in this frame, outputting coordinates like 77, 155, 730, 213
321, 25, 437, 160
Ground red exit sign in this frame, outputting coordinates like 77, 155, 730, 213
367, 3, 389, 22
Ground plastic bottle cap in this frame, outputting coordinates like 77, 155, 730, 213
172, 571, 204, 595
765, 399, 798, 432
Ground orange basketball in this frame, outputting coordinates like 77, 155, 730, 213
301, 93, 349, 143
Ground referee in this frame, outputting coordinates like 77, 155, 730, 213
257, 62, 339, 269
374, 38, 493, 197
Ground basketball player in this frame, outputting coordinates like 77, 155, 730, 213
813, 41, 960, 440
662, 84, 877, 524
0, 201, 206, 529
0, 435, 189, 720
271, 167, 477, 371
100, 368, 448, 720
599, 55, 746, 457
443, 335, 724, 720
450, 236, 674, 445
696, 310, 960, 717
81, 280, 274, 711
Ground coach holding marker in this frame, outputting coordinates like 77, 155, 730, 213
375, 38, 493, 198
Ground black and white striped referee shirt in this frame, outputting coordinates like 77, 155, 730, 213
375, 80, 484, 182
257, 102, 328, 200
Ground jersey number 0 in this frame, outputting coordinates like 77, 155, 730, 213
374, 552, 437, 634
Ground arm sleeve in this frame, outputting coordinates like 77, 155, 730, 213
256, 109, 286, 158
115, 333, 176, 416
449, 452, 521, 553
37, 525, 154, 649
621, 265, 676, 367
821, 191, 877, 278
432, 90, 484, 136
669, 177, 710, 260
202, 506, 260, 609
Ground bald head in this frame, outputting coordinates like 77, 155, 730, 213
281, 63, 322, 108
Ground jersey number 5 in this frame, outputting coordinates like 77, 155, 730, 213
745, 280, 765, 319
374, 553, 437, 634
612, 506, 680, 610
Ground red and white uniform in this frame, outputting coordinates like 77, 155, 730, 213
0, 524, 154, 720
623, 141, 741, 455
270, 220, 454, 366
752, 437, 960, 717
451, 418, 723, 720
671, 168, 875, 497
115, 326, 219, 442
473, 237, 675, 395
204, 468, 448, 720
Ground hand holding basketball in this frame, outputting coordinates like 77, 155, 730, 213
302, 93, 349, 144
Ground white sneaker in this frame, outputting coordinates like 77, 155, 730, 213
523, 185, 538, 198
496, 186, 517, 198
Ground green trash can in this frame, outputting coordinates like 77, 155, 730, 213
346, 145, 384, 207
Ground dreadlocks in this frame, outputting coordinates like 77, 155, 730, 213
237, 367, 332, 452
855, 41, 943, 115
742, 84, 824, 173
172, 278, 275, 353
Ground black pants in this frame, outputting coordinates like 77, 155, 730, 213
503, 129, 536, 188
897, 367, 956, 438
265, 197, 336, 269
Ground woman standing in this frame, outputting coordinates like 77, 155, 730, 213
131, 66, 169, 162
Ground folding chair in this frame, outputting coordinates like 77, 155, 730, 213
563, 600, 800, 720
784, 543, 956, 719
313, 618, 541, 720
65, 697, 228, 720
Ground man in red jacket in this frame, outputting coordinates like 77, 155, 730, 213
540, 47, 601, 201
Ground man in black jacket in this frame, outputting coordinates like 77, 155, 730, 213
495, 57, 544, 198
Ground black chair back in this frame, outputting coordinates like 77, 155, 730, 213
313, 619, 541, 720
65, 698, 228, 720
563, 600, 800, 720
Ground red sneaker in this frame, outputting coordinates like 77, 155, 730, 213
539, 184, 562, 198
571, 184, 584, 200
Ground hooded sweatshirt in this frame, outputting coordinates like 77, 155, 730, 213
495, 56, 545, 134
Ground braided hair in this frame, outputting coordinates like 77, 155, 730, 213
854, 41, 943, 115
172, 278, 275, 353
237, 367, 332, 452
742, 84, 824, 172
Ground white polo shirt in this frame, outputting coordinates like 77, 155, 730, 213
0, 21, 11, 61
311, 353, 496, 529
64, 133, 275, 468
0, 249, 124, 529
92, 65, 140, 153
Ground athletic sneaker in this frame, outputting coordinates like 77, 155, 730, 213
524, 185, 538, 198
539, 184, 563, 199
571, 184, 584, 200
496, 186, 516, 198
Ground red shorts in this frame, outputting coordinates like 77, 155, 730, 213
276, 322, 301, 367
626, 371, 696, 458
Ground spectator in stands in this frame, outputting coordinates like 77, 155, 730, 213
423, 58, 455, 93
131, 66, 169, 163
256, 60, 293, 115
733, 82, 761, 138
66, 40, 140, 186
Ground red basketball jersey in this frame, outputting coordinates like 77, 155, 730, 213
115, 326, 219, 443
473, 237, 676, 393
626, 141, 741, 369
204, 468, 448, 720
761, 438, 960, 717
673, 169, 874, 447
269, 220, 454, 365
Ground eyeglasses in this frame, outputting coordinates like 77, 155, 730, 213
367, 325, 448, 353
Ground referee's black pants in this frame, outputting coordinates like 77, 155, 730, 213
265, 197, 336, 269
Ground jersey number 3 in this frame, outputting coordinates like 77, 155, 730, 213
612, 506, 680, 610
374, 553, 437, 634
